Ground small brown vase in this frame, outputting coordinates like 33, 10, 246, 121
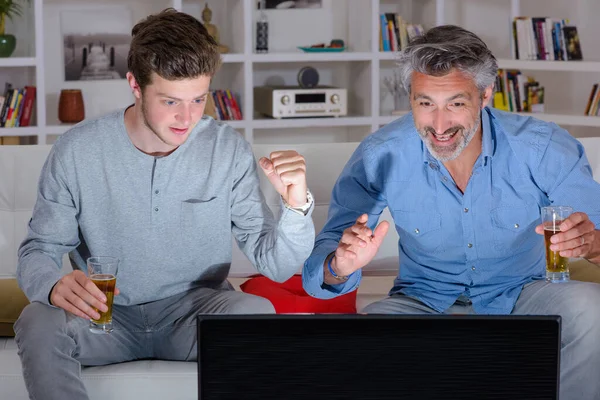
58, 89, 85, 123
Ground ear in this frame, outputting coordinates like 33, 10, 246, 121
480, 84, 494, 109
127, 72, 142, 100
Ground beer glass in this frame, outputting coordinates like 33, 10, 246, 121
541, 206, 573, 283
87, 256, 119, 334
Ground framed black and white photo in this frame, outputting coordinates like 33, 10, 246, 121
61, 7, 133, 81
263, 0, 322, 9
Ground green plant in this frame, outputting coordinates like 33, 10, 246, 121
0, 0, 30, 36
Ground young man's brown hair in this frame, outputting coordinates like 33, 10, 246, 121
127, 8, 221, 90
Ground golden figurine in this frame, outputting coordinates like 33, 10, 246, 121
202, 3, 229, 53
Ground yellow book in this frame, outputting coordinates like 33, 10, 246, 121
493, 92, 509, 111
4, 89, 19, 128
9, 91, 23, 127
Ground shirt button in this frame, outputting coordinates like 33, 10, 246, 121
514, 223, 519, 229
414, 228, 420, 234
464, 208, 469, 213
154, 207, 159, 212
442, 177, 448, 182
471, 266, 476, 271
467, 243, 473, 248
155, 190, 160, 195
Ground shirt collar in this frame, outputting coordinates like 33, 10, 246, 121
422, 106, 496, 167
481, 106, 495, 161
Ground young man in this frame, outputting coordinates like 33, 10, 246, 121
303, 25, 600, 399
15, 9, 314, 400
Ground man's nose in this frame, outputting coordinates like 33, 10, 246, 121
431, 109, 453, 135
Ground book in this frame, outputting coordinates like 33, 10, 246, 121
584, 84, 598, 116
562, 26, 583, 60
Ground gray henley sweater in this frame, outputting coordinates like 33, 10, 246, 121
17, 109, 315, 306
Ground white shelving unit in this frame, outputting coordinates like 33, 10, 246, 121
0, 0, 597, 145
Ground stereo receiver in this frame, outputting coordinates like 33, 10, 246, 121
254, 85, 347, 119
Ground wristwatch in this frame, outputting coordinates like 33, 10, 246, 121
283, 190, 314, 216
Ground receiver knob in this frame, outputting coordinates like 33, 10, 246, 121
281, 95, 290, 105
331, 94, 340, 104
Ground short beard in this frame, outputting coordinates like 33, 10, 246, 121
418, 114, 480, 162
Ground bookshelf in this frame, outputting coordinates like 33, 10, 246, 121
0, 0, 598, 146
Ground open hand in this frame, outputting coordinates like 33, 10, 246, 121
329, 214, 390, 277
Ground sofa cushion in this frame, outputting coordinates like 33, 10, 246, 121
570, 259, 600, 283
0, 279, 29, 337
240, 275, 357, 313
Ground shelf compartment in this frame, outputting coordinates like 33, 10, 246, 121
0, 126, 41, 136
251, 52, 374, 63
516, 112, 600, 128
251, 116, 373, 130
221, 53, 246, 63
497, 59, 600, 73
0, 58, 37, 67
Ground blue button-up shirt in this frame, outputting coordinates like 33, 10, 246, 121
303, 107, 600, 314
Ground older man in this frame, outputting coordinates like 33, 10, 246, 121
303, 25, 600, 399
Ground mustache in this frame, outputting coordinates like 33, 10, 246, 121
424, 125, 465, 136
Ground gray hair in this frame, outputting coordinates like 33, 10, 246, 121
397, 25, 498, 95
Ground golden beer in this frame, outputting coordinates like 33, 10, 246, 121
544, 228, 568, 273
90, 274, 116, 325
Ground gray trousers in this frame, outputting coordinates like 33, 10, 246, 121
13, 281, 275, 400
362, 279, 600, 400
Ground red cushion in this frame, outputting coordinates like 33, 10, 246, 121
240, 275, 357, 314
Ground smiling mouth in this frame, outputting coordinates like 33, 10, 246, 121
431, 128, 459, 142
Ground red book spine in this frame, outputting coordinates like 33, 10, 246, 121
19, 86, 36, 127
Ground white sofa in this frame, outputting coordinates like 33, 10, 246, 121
1, 136, 600, 399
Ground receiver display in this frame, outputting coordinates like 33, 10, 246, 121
295, 93, 326, 103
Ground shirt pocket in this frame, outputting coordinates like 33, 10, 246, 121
180, 197, 229, 252
490, 204, 539, 253
392, 210, 442, 254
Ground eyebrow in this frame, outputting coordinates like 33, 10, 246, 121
413, 93, 472, 102
157, 92, 210, 101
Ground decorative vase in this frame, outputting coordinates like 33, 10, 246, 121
0, 34, 16, 57
58, 89, 85, 123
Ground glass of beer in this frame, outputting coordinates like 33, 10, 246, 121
87, 256, 119, 334
541, 206, 573, 283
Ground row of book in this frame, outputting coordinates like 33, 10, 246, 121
584, 84, 600, 116
0, 83, 37, 128
206, 89, 243, 121
511, 17, 582, 61
379, 13, 424, 52
493, 69, 544, 113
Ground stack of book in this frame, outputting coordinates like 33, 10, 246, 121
511, 17, 582, 61
379, 13, 424, 52
493, 69, 544, 113
584, 84, 600, 116
207, 89, 242, 121
0, 83, 37, 128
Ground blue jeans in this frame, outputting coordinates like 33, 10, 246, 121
362, 280, 600, 400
